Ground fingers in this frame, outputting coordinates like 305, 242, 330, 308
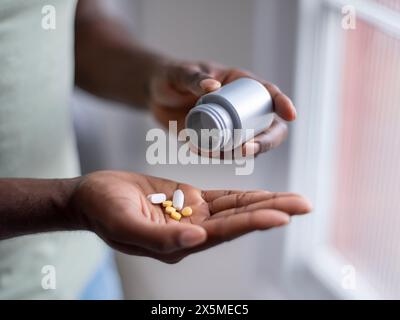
119, 219, 207, 254
203, 209, 290, 243
109, 210, 289, 264
188, 118, 288, 158
171, 64, 221, 96
243, 118, 288, 156
220, 68, 297, 122
145, 209, 291, 263
206, 191, 312, 216
151, 79, 197, 108
200, 79, 222, 92
211, 194, 313, 218
174, 209, 291, 257
201, 189, 245, 203
262, 82, 297, 121
207, 191, 292, 214
166, 61, 297, 121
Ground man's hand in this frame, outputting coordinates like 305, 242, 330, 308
75, 2, 293, 157
0, 172, 311, 262
71, 171, 311, 263
149, 60, 295, 157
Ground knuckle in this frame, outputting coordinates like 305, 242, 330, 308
264, 141, 274, 152
229, 67, 247, 76
190, 71, 203, 82
198, 61, 213, 73
270, 192, 279, 200
236, 193, 247, 206
233, 194, 241, 208
268, 83, 281, 94
177, 64, 196, 78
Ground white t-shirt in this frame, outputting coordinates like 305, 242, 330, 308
0, 0, 105, 298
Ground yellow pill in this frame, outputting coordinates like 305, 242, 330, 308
170, 211, 182, 221
162, 200, 173, 208
165, 206, 176, 215
181, 207, 193, 217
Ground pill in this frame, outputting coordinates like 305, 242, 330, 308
181, 207, 193, 217
172, 189, 184, 210
170, 211, 182, 221
162, 200, 173, 208
147, 193, 166, 204
165, 206, 176, 215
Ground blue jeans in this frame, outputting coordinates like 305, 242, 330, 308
79, 251, 123, 300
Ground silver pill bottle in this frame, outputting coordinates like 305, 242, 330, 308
185, 77, 274, 151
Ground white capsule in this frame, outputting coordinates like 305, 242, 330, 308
172, 189, 184, 210
147, 193, 167, 204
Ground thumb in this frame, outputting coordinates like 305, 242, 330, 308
134, 221, 207, 253
175, 65, 221, 96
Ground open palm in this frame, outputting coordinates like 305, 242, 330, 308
72, 171, 311, 263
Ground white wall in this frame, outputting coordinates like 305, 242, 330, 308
73, 0, 299, 299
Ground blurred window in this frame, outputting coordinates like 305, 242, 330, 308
374, 0, 400, 11
332, 17, 400, 299
288, 0, 400, 299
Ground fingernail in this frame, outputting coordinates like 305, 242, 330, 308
179, 228, 206, 248
300, 198, 313, 213
200, 79, 221, 92
292, 108, 297, 120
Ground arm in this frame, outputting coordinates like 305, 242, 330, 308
74, 0, 165, 107
74, 0, 295, 156
0, 178, 81, 240
0, 172, 311, 263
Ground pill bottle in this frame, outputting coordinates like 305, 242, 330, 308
185, 78, 274, 151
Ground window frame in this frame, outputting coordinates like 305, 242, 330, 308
283, 0, 400, 300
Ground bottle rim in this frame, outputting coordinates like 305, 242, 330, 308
186, 103, 233, 151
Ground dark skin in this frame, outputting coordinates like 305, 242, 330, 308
0, 0, 311, 264
0, 172, 311, 264
74, 0, 294, 156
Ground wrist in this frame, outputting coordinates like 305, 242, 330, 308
141, 51, 172, 102
59, 176, 90, 231
0, 177, 87, 240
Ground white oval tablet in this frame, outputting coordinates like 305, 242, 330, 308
172, 189, 184, 210
147, 193, 167, 204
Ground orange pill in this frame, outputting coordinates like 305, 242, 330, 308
181, 207, 193, 217
165, 206, 176, 215
170, 211, 182, 221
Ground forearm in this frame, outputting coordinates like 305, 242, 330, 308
74, 0, 167, 107
0, 178, 83, 240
